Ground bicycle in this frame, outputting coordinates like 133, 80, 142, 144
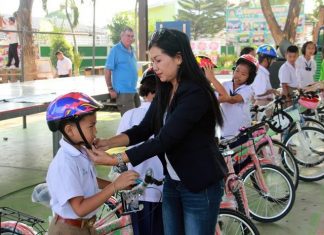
216, 141, 260, 234
254, 94, 324, 182
0, 168, 163, 235
250, 104, 299, 189
222, 122, 296, 223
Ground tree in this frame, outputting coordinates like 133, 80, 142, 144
16, 0, 37, 81
49, 27, 74, 71
107, 14, 134, 44
260, 0, 303, 45
176, 0, 226, 40
42, 0, 85, 75
312, 0, 324, 20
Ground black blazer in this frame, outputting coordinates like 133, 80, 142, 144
124, 80, 227, 192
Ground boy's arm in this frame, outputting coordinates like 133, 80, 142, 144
97, 177, 111, 189
69, 170, 139, 217
281, 83, 289, 97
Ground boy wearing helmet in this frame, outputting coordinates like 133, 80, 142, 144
251, 44, 279, 106
116, 68, 164, 235
202, 54, 258, 138
46, 92, 139, 235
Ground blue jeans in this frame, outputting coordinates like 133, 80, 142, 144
162, 175, 224, 235
131, 201, 164, 235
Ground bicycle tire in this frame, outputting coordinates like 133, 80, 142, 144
233, 190, 247, 217
240, 164, 295, 223
256, 139, 299, 189
217, 208, 260, 235
288, 117, 324, 133
0, 228, 21, 234
284, 126, 324, 182
0, 222, 36, 235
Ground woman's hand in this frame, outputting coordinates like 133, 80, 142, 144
114, 170, 140, 191
93, 138, 111, 151
85, 146, 117, 165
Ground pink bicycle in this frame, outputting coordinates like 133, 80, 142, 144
221, 123, 296, 223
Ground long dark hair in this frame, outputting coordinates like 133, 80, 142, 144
148, 29, 223, 133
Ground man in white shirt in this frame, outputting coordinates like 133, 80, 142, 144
56, 51, 72, 77
2, 17, 19, 68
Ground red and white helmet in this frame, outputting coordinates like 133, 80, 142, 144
236, 54, 259, 71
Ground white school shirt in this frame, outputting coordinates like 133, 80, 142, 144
117, 101, 164, 202
221, 81, 253, 138
279, 61, 298, 88
57, 56, 72, 76
296, 55, 316, 88
5, 24, 18, 44
46, 138, 99, 219
251, 65, 274, 100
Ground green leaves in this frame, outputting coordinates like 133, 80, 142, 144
176, 0, 226, 40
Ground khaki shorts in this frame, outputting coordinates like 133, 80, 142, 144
116, 93, 141, 116
47, 216, 96, 235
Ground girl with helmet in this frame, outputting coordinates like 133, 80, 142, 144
204, 54, 258, 138
251, 44, 280, 107
45, 92, 139, 235
114, 67, 164, 235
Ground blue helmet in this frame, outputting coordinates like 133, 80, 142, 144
46, 92, 103, 132
257, 44, 277, 58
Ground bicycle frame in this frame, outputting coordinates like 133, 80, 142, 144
231, 138, 272, 196
220, 146, 250, 217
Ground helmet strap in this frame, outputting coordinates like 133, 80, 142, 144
75, 120, 92, 149
61, 131, 78, 148
266, 57, 272, 68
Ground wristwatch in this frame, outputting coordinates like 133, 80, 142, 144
108, 86, 113, 90
115, 153, 128, 172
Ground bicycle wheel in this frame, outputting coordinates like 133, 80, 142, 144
216, 208, 260, 235
284, 126, 324, 182
0, 221, 36, 235
95, 198, 133, 235
256, 139, 299, 189
241, 164, 295, 223
0, 228, 21, 234
288, 117, 324, 132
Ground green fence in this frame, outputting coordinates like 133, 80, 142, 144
221, 46, 235, 55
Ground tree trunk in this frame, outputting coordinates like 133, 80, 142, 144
65, 0, 79, 76
17, 0, 37, 81
260, 0, 302, 45
313, 5, 324, 43
283, 0, 303, 43
260, 0, 284, 45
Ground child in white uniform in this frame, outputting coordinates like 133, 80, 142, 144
251, 44, 279, 106
116, 68, 164, 235
296, 41, 317, 88
279, 45, 299, 99
46, 92, 139, 235
203, 54, 258, 138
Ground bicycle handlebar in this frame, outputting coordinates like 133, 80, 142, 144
120, 168, 163, 214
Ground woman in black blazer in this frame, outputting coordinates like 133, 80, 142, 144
87, 29, 227, 235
